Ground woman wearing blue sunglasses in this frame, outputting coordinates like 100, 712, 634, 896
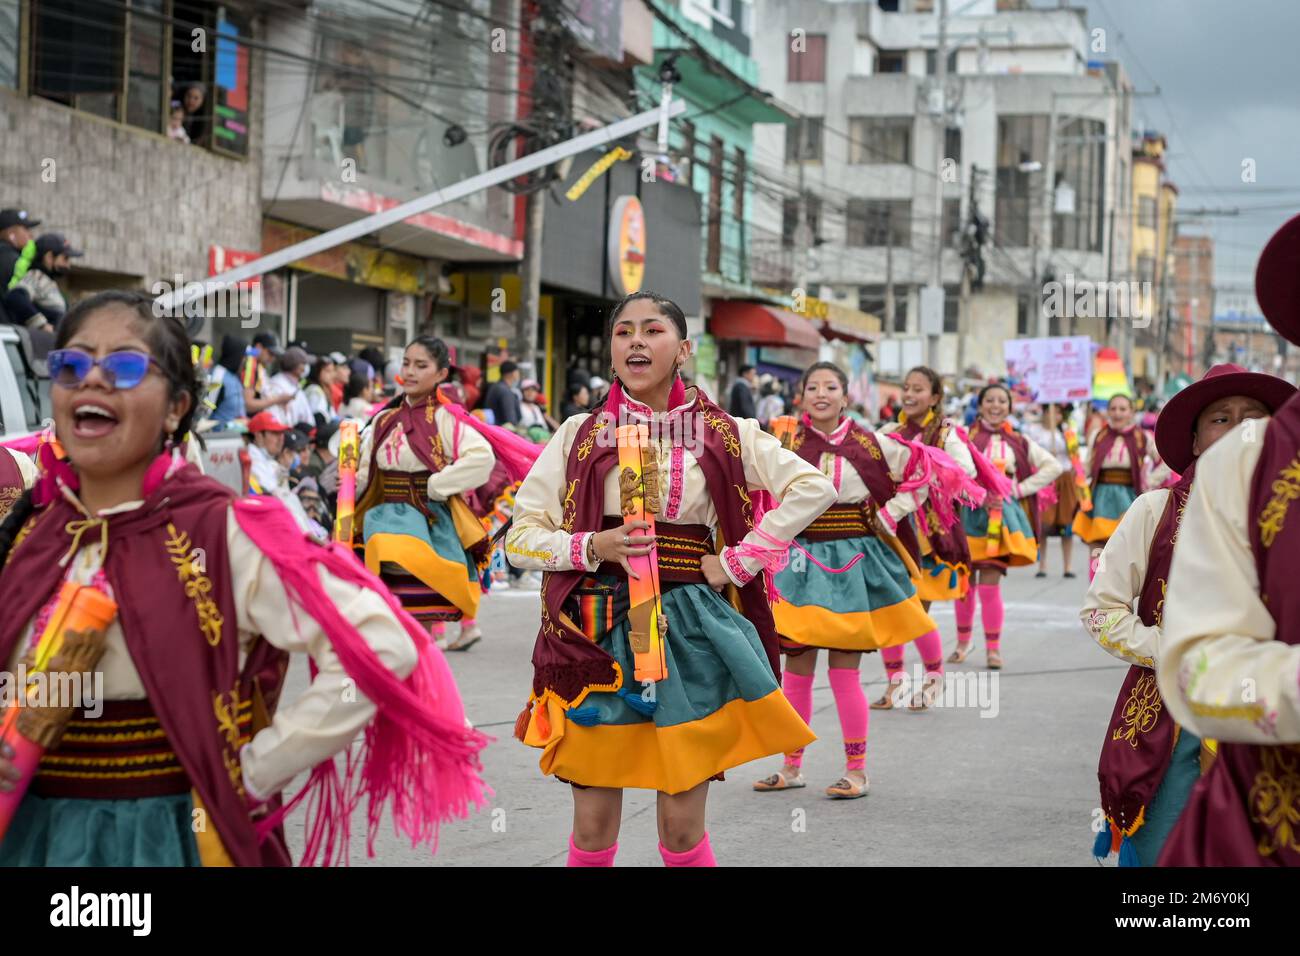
0, 290, 488, 867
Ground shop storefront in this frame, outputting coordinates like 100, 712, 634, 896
540, 148, 702, 405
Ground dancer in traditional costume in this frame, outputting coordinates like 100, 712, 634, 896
0, 291, 487, 866
0, 446, 36, 522
750, 363, 941, 797
1025, 403, 1085, 578
1082, 364, 1293, 866
352, 337, 528, 647
1157, 214, 1300, 866
1072, 394, 1149, 552
507, 291, 835, 867
872, 367, 977, 709
953, 384, 1063, 668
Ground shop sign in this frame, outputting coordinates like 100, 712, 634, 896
607, 195, 646, 296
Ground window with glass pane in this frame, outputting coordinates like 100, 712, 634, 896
0, 0, 19, 89
945, 126, 961, 166
944, 284, 959, 333
848, 116, 911, 164
1138, 196, 1157, 229
33, 0, 124, 119
782, 198, 798, 248
126, 0, 166, 134
877, 49, 906, 73
1052, 118, 1106, 252
943, 198, 961, 247
787, 33, 826, 82
847, 199, 910, 247
786, 117, 823, 162
995, 115, 1048, 247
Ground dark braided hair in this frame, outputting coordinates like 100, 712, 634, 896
0, 290, 202, 572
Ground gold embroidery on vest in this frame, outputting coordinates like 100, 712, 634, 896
1153, 578, 1167, 628
561, 479, 579, 532
1259, 456, 1300, 548
213, 689, 246, 796
1112, 672, 1162, 749
851, 430, 884, 460
734, 484, 754, 529
1248, 745, 1300, 857
577, 419, 608, 462
165, 523, 224, 647
702, 410, 741, 458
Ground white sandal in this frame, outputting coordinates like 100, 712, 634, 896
753, 769, 806, 791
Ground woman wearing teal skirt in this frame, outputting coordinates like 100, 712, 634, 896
955, 384, 1062, 668
0, 292, 486, 867
353, 337, 496, 646
753, 362, 939, 799
506, 292, 836, 867
1072, 394, 1150, 552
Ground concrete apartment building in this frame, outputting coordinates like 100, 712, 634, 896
750, 0, 1134, 385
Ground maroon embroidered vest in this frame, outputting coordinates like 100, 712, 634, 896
529, 391, 781, 709
0, 467, 291, 866
1096, 469, 1193, 839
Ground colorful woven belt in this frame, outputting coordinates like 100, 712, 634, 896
801, 503, 876, 542
596, 518, 713, 584
1097, 468, 1133, 486
31, 697, 251, 800
379, 470, 435, 505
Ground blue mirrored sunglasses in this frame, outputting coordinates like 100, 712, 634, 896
48, 349, 161, 390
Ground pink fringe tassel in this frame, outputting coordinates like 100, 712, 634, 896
951, 424, 1016, 500
234, 497, 491, 866
883, 435, 987, 530
1036, 479, 1060, 511
436, 390, 542, 482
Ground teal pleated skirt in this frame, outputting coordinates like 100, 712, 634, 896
1092, 483, 1139, 523
1125, 729, 1202, 867
363, 500, 481, 622
528, 580, 815, 794
0, 793, 202, 867
771, 536, 937, 651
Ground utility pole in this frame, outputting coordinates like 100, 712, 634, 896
926, 0, 949, 371
1040, 95, 1056, 341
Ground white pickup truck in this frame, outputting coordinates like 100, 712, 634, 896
0, 324, 245, 491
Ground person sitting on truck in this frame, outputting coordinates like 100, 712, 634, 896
0, 208, 43, 331
16, 233, 80, 328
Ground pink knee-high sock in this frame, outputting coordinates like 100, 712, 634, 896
880, 644, 906, 678
977, 583, 1004, 648
567, 834, 617, 867
913, 629, 945, 675
827, 667, 868, 772
430, 621, 447, 637
660, 832, 716, 867
782, 670, 814, 767
461, 617, 476, 628
954, 589, 977, 643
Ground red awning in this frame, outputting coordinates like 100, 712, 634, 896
818, 319, 878, 344
709, 300, 822, 351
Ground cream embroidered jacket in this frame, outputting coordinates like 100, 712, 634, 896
1157, 421, 1300, 743
505, 393, 836, 587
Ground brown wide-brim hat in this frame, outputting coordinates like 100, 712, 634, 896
1257, 213, 1300, 344
1155, 363, 1296, 473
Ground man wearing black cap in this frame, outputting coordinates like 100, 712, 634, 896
0, 208, 43, 328
15, 232, 82, 328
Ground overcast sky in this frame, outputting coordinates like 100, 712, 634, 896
1031, 0, 1300, 292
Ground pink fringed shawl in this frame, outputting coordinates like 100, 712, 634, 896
235, 495, 491, 864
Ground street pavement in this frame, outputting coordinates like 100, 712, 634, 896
283, 558, 1122, 866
